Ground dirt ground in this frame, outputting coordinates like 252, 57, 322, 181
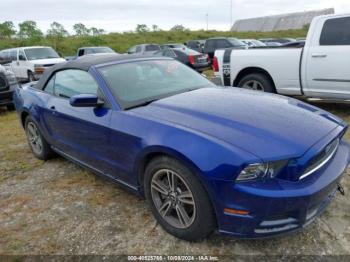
0, 102, 349, 257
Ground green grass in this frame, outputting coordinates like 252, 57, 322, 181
0, 28, 309, 56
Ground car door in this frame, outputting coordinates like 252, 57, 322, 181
304, 16, 350, 99
42, 69, 114, 173
9, 49, 21, 78
17, 49, 28, 79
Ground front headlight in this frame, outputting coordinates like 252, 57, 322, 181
236, 160, 288, 181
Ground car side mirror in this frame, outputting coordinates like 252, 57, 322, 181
19, 55, 26, 61
69, 94, 104, 107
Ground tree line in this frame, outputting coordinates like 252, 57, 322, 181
0, 21, 105, 39
0, 20, 307, 56
0, 21, 190, 39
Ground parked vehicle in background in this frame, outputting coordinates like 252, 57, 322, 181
259, 38, 295, 44
0, 46, 65, 82
65, 47, 117, 61
203, 38, 246, 60
214, 13, 350, 101
185, 40, 206, 53
155, 48, 210, 72
265, 42, 282, 47
296, 37, 306, 41
77, 46, 115, 57
161, 43, 188, 50
281, 41, 306, 48
127, 44, 161, 55
241, 39, 266, 47
14, 54, 350, 241
0, 64, 18, 110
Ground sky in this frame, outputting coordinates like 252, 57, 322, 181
1, 0, 349, 33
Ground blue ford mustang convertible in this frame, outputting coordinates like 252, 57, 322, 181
14, 54, 350, 241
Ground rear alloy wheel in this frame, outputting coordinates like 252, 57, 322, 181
238, 73, 276, 93
25, 116, 55, 160
242, 80, 264, 91
145, 156, 216, 241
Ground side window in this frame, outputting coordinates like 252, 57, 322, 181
136, 46, 142, 53
54, 70, 98, 99
205, 40, 214, 49
10, 50, 17, 61
2, 51, 10, 63
0, 52, 5, 63
320, 17, 350, 46
164, 49, 176, 57
128, 46, 136, 54
216, 40, 231, 48
44, 75, 55, 94
78, 49, 85, 56
187, 42, 197, 49
85, 49, 94, 55
18, 50, 26, 61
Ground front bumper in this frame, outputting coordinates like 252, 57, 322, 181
213, 139, 350, 238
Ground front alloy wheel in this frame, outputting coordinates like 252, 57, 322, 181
145, 157, 216, 241
242, 80, 265, 91
151, 169, 196, 229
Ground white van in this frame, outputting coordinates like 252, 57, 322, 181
0, 46, 66, 82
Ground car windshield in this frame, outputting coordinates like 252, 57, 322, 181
24, 47, 60, 60
98, 59, 214, 109
228, 38, 245, 46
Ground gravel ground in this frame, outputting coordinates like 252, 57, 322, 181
0, 103, 349, 257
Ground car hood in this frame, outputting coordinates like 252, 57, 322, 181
30, 58, 66, 65
130, 88, 342, 160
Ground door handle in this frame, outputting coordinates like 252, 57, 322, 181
50, 106, 56, 110
311, 54, 327, 58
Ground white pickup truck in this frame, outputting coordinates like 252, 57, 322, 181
0, 46, 65, 82
214, 13, 350, 101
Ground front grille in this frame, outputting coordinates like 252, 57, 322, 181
300, 138, 340, 180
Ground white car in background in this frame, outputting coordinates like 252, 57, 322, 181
0, 46, 65, 82
214, 13, 350, 101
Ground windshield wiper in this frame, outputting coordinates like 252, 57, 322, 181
126, 99, 159, 110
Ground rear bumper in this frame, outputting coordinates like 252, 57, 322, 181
0, 87, 15, 106
192, 63, 210, 72
213, 139, 350, 238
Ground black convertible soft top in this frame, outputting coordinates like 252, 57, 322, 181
35, 53, 162, 90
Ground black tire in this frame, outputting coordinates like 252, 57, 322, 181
237, 73, 276, 93
28, 71, 35, 82
6, 104, 15, 111
25, 116, 55, 160
144, 156, 216, 241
